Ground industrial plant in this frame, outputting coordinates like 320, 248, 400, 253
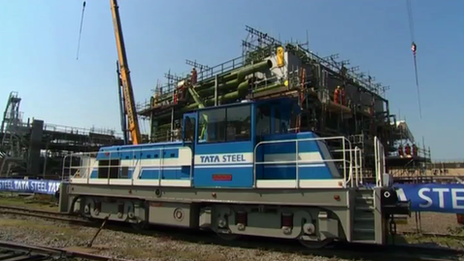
0, 91, 124, 179
135, 26, 431, 181
0, 26, 443, 183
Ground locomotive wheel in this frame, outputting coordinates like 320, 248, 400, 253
299, 238, 333, 249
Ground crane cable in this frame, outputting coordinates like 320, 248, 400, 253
406, 0, 422, 119
76, 1, 87, 60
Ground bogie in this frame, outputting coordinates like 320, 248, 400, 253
71, 194, 344, 247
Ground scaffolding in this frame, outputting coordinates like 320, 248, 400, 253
386, 117, 432, 182
0, 91, 125, 178
136, 26, 419, 179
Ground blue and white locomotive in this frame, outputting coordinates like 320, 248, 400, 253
59, 97, 409, 248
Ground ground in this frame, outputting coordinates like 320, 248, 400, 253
1, 193, 463, 260
0, 214, 351, 261
0, 192, 58, 211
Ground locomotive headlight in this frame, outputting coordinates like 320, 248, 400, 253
384, 191, 391, 198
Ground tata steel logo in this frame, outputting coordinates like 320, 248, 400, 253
200, 154, 246, 163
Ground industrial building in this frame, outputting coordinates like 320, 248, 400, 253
137, 26, 431, 181
0, 91, 124, 179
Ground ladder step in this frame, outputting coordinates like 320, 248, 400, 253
356, 206, 374, 210
356, 196, 373, 200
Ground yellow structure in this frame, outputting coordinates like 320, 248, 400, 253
276, 46, 285, 67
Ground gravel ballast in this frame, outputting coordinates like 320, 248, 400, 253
0, 214, 352, 261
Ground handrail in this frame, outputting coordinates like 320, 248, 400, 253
253, 136, 353, 188
374, 136, 385, 187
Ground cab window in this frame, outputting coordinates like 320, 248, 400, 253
226, 105, 251, 142
183, 116, 195, 141
256, 104, 271, 136
198, 105, 251, 143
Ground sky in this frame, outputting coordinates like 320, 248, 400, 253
0, 0, 463, 161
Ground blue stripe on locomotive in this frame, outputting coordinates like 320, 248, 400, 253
139, 166, 190, 180
92, 143, 186, 180
255, 132, 340, 180
96, 142, 182, 160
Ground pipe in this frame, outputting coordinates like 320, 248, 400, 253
152, 81, 283, 122
196, 78, 242, 97
196, 60, 273, 91
237, 60, 273, 82
252, 82, 285, 94
153, 78, 242, 106
152, 60, 273, 106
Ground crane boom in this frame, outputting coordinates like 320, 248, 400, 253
109, 0, 142, 145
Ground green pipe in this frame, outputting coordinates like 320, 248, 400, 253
197, 73, 237, 89
252, 82, 285, 94
195, 59, 272, 91
236, 60, 272, 82
196, 78, 242, 97
152, 60, 272, 106
188, 87, 205, 109
152, 81, 283, 122
185, 81, 249, 110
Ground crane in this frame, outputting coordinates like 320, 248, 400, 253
116, 61, 129, 144
109, 0, 142, 144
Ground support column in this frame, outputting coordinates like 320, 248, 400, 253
214, 75, 218, 106
27, 119, 43, 176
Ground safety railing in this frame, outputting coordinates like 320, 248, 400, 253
43, 123, 120, 137
61, 146, 192, 186
197, 55, 245, 82
353, 146, 363, 186
325, 147, 363, 187
374, 136, 385, 187
253, 136, 355, 188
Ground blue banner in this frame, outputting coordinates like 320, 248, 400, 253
0, 179, 61, 195
394, 183, 464, 214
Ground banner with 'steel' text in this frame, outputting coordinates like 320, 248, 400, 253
0, 179, 60, 195
394, 183, 464, 214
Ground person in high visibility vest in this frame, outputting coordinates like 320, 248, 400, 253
334, 86, 341, 104
154, 91, 159, 105
412, 144, 418, 157
398, 144, 404, 158
341, 87, 346, 106
191, 67, 197, 86
405, 143, 411, 156
173, 90, 178, 104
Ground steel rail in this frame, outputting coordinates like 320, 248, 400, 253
0, 205, 91, 224
0, 240, 131, 261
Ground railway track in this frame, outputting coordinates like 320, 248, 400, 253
0, 205, 463, 261
0, 205, 92, 224
0, 240, 128, 261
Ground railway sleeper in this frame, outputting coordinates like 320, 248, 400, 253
73, 196, 343, 247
